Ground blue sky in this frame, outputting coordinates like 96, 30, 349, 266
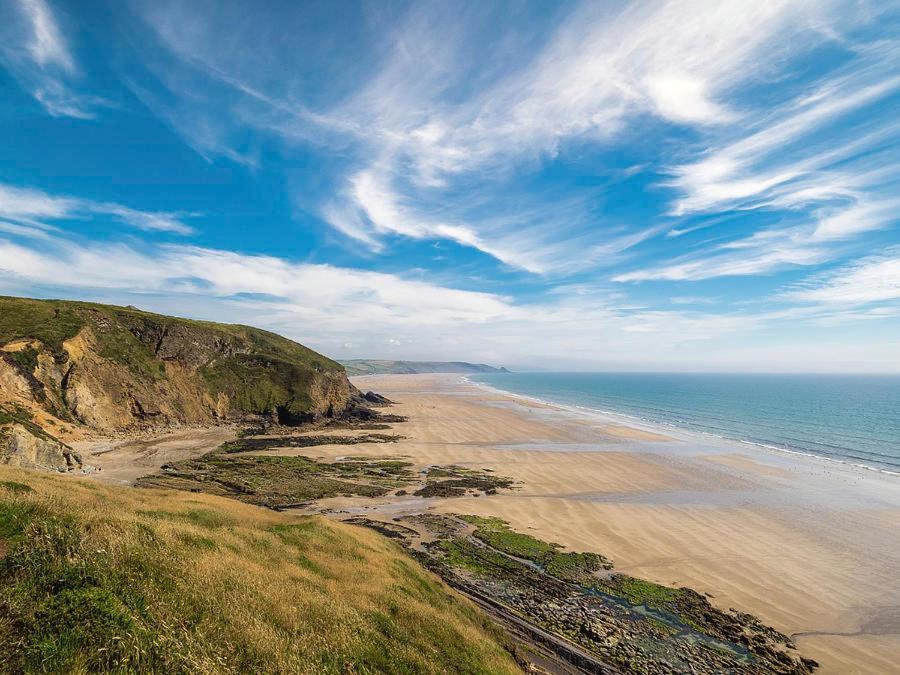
0, 0, 898, 372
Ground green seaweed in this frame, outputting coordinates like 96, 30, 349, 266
461, 514, 612, 581
597, 575, 683, 606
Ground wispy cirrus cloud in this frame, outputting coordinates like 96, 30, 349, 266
317, 0, 856, 268
785, 251, 900, 306
126, 0, 869, 275
613, 236, 830, 282
616, 38, 900, 284
334, 0, 841, 182
668, 65, 900, 216
0, 0, 108, 118
0, 183, 196, 235
21, 0, 73, 71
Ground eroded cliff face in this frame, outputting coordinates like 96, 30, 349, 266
0, 297, 352, 469
0, 422, 82, 472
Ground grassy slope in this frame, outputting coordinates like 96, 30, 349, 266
0, 296, 340, 372
0, 467, 518, 674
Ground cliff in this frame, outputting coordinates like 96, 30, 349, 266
0, 296, 353, 470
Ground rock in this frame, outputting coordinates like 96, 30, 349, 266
0, 422, 81, 472
363, 391, 393, 406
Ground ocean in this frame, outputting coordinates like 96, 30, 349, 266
471, 372, 900, 474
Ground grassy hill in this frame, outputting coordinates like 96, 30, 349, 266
0, 296, 357, 470
0, 466, 518, 673
342, 360, 508, 376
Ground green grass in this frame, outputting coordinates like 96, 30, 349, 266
199, 354, 318, 417
92, 321, 166, 381
137, 445, 418, 508
460, 515, 611, 582
139, 508, 238, 529
0, 295, 335, 364
438, 539, 524, 578
0, 466, 519, 673
0, 481, 33, 494
597, 575, 683, 606
0, 297, 85, 358
0, 498, 37, 539
0, 296, 163, 379
7, 346, 38, 375
136, 453, 413, 507
0, 295, 343, 375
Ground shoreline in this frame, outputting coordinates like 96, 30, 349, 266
462, 374, 900, 478
350, 373, 900, 674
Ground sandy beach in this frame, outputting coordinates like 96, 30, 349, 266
72, 427, 238, 485
325, 373, 900, 674
73, 371, 900, 671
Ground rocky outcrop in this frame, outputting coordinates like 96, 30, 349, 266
0, 297, 356, 463
362, 391, 393, 406
0, 405, 83, 472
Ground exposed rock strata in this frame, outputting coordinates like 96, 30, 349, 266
0, 296, 357, 469
0, 422, 82, 472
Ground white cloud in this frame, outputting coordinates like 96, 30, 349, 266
319, 201, 384, 251
93, 205, 195, 235
132, 0, 864, 273
0, 237, 512, 328
346, 0, 833, 180
662, 40, 900, 276
320, 1, 844, 263
644, 75, 734, 125
668, 69, 900, 217
0, 183, 76, 220
614, 238, 828, 282
344, 169, 554, 273
785, 253, 900, 305
2, 229, 896, 372
811, 199, 899, 241
0, 183, 195, 235
0, 220, 58, 241
617, 189, 898, 283
20, 0, 73, 71
0, 0, 107, 118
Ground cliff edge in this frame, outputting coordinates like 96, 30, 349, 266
0, 296, 353, 470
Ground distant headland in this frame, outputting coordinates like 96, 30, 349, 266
341, 359, 509, 376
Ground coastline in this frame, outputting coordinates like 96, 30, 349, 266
464, 374, 900, 478
349, 373, 900, 674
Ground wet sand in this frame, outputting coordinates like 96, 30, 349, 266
341, 373, 900, 674
72, 427, 237, 485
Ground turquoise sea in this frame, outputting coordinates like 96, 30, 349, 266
471, 373, 900, 474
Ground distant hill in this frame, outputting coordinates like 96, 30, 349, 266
0, 296, 353, 471
341, 360, 509, 376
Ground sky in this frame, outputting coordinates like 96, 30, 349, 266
0, 0, 899, 372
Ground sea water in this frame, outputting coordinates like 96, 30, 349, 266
471, 372, 900, 474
